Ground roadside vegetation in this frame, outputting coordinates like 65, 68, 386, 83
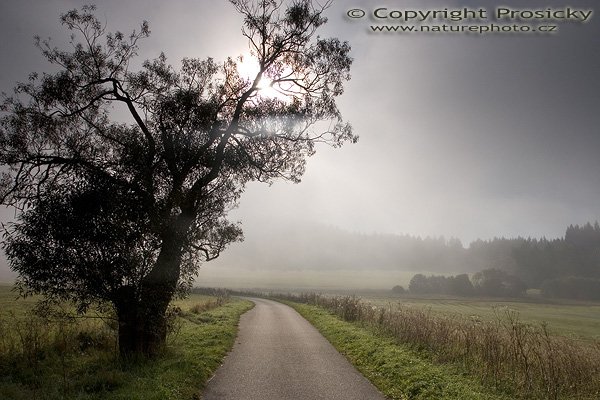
275, 292, 600, 400
0, 285, 252, 399
363, 295, 600, 340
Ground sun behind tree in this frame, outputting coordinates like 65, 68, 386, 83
236, 54, 278, 98
0, 0, 355, 356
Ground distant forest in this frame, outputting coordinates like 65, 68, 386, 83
399, 223, 600, 300
214, 221, 600, 299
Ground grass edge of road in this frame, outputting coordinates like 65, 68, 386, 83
283, 300, 511, 400
0, 292, 254, 400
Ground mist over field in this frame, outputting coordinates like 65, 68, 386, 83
0, 0, 599, 294
199, 220, 452, 289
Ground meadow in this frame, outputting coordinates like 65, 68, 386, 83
0, 285, 253, 399
362, 294, 600, 340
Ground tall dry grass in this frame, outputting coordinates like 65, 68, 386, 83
189, 289, 230, 314
0, 309, 116, 362
275, 292, 600, 400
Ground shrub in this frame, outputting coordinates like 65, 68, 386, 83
391, 285, 406, 294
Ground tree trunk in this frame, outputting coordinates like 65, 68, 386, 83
116, 220, 189, 357
116, 289, 171, 357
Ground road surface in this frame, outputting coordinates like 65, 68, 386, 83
202, 297, 387, 400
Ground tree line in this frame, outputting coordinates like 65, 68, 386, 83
403, 269, 527, 298
396, 223, 600, 300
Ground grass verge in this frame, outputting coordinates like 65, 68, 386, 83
275, 292, 600, 399
286, 301, 510, 400
0, 291, 253, 400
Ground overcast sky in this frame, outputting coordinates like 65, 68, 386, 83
1, 0, 599, 283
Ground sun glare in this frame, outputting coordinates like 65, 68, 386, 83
236, 55, 287, 101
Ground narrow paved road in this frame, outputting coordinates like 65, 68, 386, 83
202, 298, 387, 400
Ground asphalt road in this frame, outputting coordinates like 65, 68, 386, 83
202, 297, 387, 400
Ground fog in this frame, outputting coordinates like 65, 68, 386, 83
1, 0, 598, 289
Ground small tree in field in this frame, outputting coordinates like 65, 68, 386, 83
0, 1, 355, 356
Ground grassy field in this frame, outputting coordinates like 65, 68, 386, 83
362, 295, 600, 340
0, 285, 253, 399
287, 301, 510, 400
0, 285, 39, 315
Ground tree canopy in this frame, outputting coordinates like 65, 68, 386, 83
0, 1, 356, 355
